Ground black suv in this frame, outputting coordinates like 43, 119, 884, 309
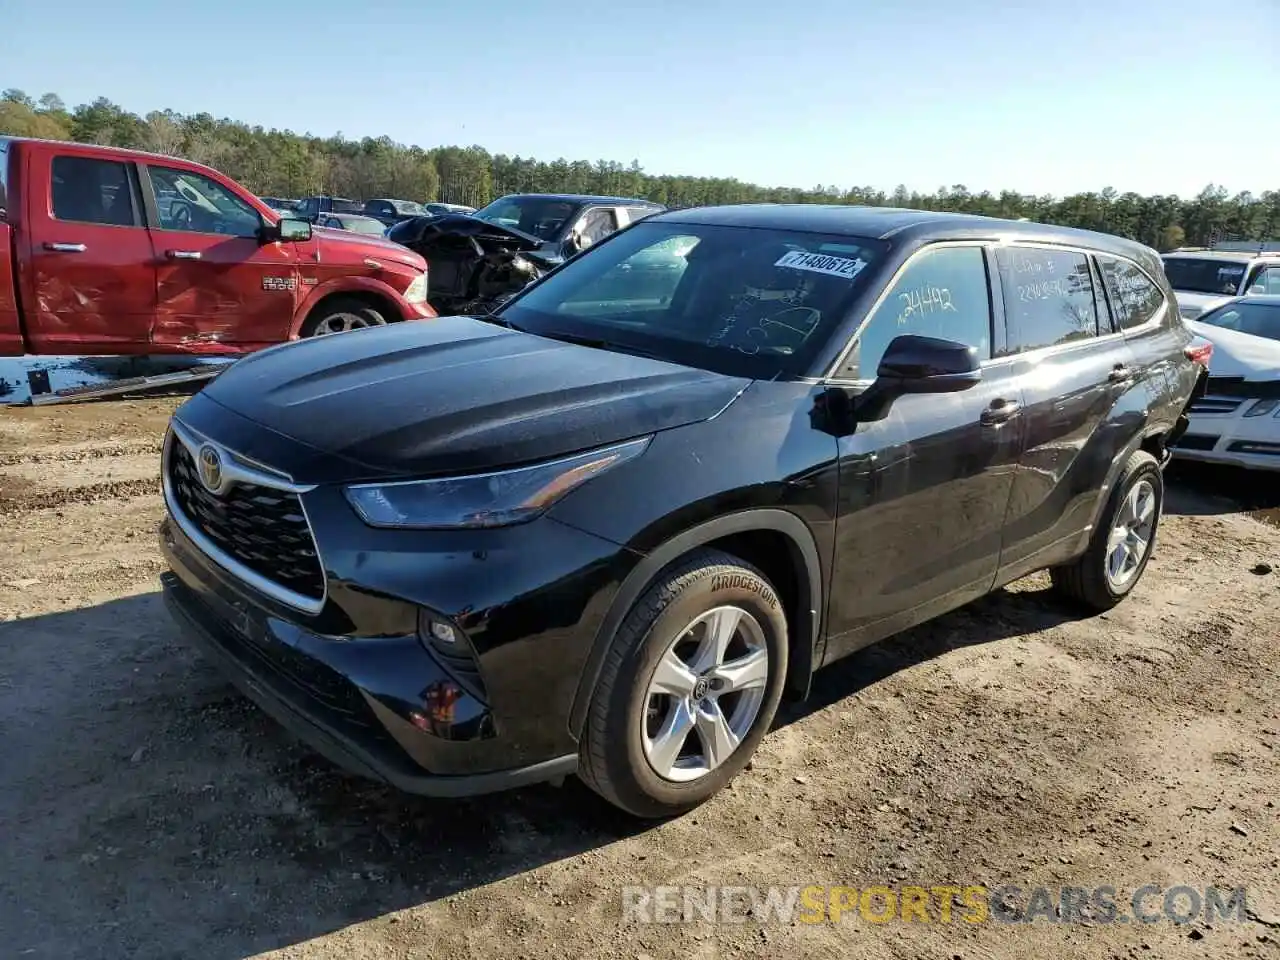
159, 205, 1208, 819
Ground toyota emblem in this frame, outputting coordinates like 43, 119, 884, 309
197, 443, 224, 493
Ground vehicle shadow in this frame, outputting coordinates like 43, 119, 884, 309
0, 576, 1091, 960
777, 580, 1079, 725
1163, 461, 1280, 525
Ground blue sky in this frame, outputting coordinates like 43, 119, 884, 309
3, 0, 1277, 198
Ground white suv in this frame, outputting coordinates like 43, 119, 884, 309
1162, 246, 1280, 320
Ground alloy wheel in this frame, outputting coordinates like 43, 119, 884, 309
1104, 478, 1157, 590
641, 605, 769, 782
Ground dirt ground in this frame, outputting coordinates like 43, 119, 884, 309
1, 397, 1278, 960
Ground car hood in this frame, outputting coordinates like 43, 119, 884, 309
314, 227, 427, 270
1185, 319, 1280, 380
195, 315, 749, 480
1173, 291, 1235, 320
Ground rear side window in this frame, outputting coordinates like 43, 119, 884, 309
51, 156, 136, 227
996, 246, 1098, 354
1097, 255, 1165, 330
845, 245, 993, 378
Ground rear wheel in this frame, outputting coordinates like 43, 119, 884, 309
578, 549, 788, 819
300, 297, 388, 337
1050, 449, 1162, 611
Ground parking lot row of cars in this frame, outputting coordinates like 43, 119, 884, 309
3, 133, 1278, 477
259, 195, 476, 235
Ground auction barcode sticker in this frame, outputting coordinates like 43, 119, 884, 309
774, 250, 868, 280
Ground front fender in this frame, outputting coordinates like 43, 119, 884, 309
290, 276, 413, 336
566, 508, 824, 738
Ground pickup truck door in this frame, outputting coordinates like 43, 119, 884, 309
142, 163, 299, 351
26, 152, 156, 354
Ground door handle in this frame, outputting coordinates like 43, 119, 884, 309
980, 398, 1021, 425
1108, 365, 1132, 383
44, 242, 86, 253
166, 250, 202, 260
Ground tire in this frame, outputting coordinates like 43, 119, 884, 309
1050, 449, 1163, 611
578, 548, 788, 819
299, 297, 388, 337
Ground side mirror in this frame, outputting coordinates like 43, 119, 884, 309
874, 334, 983, 393
276, 217, 312, 242
821, 335, 983, 431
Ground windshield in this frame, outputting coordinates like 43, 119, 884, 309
390, 200, 424, 215
1162, 257, 1247, 296
1196, 301, 1280, 342
472, 196, 579, 241
497, 219, 889, 379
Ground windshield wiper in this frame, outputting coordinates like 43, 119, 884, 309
535, 329, 666, 361
472, 311, 524, 332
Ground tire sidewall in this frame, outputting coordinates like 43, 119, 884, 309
1099, 456, 1163, 601
301, 300, 388, 337
609, 567, 789, 810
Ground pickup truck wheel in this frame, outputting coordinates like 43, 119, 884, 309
1050, 449, 1163, 611
300, 298, 388, 337
577, 549, 788, 819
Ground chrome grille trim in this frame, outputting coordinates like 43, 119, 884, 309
163, 418, 327, 615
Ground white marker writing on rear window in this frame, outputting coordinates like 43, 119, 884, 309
775, 251, 868, 279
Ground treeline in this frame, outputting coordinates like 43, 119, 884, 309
3, 88, 1279, 252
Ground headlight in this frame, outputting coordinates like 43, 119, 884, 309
404, 271, 428, 304
1244, 398, 1280, 418
344, 437, 651, 529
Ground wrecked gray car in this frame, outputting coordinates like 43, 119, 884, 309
385, 194, 664, 315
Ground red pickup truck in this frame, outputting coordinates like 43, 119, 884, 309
0, 137, 435, 357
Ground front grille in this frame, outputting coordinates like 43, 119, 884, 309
1189, 396, 1243, 415
1226, 440, 1280, 456
1175, 433, 1220, 451
169, 441, 324, 602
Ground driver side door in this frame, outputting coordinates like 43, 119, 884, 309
142, 163, 300, 350
823, 242, 1026, 661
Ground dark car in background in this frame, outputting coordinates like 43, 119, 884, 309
363, 198, 427, 228
424, 202, 476, 216
159, 204, 1207, 819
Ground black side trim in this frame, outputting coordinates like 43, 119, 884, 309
568, 508, 824, 737
162, 574, 576, 798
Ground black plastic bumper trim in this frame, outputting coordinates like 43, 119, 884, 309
162, 574, 577, 798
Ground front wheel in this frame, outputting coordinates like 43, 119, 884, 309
300, 297, 388, 337
1050, 449, 1163, 611
578, 549, 788, 819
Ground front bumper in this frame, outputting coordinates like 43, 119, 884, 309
1171, 396, 1280, 472
162, 569, 574, 796
158, 503, 626, 796
397, 297, 437, 321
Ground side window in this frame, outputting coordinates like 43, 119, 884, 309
299, 198, 319, 219
1246, 264, 1280, 295
577, 208, 619, 247
626, 205, 657, 225
148, 167, 261, 237
845, 245, 992, 378
51, 156, 137, 227
1097, 255, 1165, 330
996, 246, 1098, 354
